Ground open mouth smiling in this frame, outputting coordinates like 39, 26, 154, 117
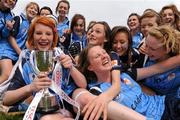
102, 59, 109, 66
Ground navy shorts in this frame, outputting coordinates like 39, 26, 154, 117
0, 56, 17, 65
161, 96, 180, 120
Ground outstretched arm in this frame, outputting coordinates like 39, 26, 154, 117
108, 101, 146, 120
73, 88, 146, 120
137, 55, 180, 81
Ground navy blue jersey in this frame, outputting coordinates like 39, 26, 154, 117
144, 59, 180, 97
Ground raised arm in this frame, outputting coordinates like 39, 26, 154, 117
102, 51, 121, 101
105, 69, 120, 101
59, 54, 87, 88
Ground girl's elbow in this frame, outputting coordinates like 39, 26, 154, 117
79, 83, 87, 88
77, 81, 87, 88
2, 95, 10, 106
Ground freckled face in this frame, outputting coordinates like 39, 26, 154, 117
33, 23, 54, 51
88, 46, 112, 73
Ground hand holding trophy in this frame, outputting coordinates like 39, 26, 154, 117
3, 17, 82, 120
30, 50, 59, 113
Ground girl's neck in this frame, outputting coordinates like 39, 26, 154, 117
0, 4, 8, 11
58, 16, 66, 23
156, 54, 170, 62
96, 71, 111, 83
26, 15, 33, 23
131, 28, 139, 36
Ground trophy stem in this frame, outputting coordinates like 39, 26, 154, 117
31, 50, 59, 114
44, 88, 49, 94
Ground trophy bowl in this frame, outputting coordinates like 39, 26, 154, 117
31, 50, 60, 114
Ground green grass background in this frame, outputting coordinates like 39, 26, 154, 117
0, 112, 24, 120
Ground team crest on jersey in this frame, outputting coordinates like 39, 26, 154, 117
111, 60, 118, 66
167, 73, 175, 81
123, 78, 132, 85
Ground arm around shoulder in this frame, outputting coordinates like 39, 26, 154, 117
137, 55, 180, 80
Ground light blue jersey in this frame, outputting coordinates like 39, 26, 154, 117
144, 59, 180, 97
7, 48, 77, 115
15, 14, 30, 50
132, 32, 143, 48
8, 48, 77, 96
57, 17, 69, 37
0, 10, 13, 39
0, 13, 29, 61
71, 32, 87, 49
0, 10, 14, 60
90, 73, 165, 120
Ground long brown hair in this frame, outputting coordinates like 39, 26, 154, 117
159, 4, 180, 29
78, 45, 98, 83
70, 14, 86, 32
91, 21, 111, 52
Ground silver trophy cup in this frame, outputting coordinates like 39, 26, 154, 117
31, 50, 59, 113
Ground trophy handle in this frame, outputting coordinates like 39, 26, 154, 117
30, 50, 40, 75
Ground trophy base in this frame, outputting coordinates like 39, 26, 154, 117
37, 105, 59, 114
37, 93, 60, 114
